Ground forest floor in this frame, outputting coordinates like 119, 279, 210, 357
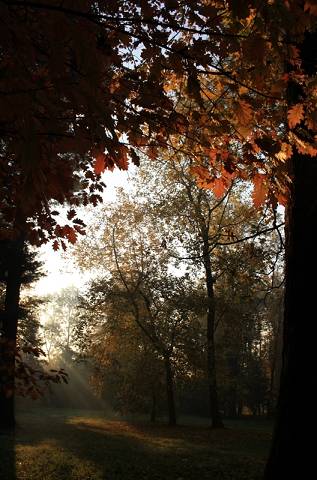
0, 408, 272, 480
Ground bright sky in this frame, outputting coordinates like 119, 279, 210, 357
33, 168, 134, 296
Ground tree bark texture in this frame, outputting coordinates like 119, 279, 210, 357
264, 30, 317, 478
264, 154, 317, 478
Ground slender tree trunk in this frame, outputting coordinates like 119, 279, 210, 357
150, 390, 157, 423
164, 355, 176, 426
227, 385, 238, 418
203, 238, 224, 428
0, 237, 24, 430
264, 153, 316, 477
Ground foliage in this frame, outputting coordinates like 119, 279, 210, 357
1, 1, 316, 247
73, 193, 209, 421
72, 164, 283, 420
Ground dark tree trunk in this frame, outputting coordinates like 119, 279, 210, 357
164, 356, 176, 426
267, 306, 283, 418
264, 153, 316, 477
0, 237, 24, 430
264, 30, 317, 478
203, 237, 224, 428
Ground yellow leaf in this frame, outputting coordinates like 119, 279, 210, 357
276, 142, 293, 162
294, 136, 317, 156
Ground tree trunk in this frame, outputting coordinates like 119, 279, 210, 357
164, 355, 176, 426
267, 305, 283, 418
264, 153, 316, 477
227, 385, 238, 418
203, 238, 224, 428
150, 390, 157, 423
264, 30, 317, 478
0, 237, 24, 430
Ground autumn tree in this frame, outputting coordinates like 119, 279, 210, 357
74, 196, 205, 425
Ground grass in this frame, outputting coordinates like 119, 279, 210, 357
0, 408, 272, 480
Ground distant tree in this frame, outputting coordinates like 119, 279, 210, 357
214, 237, 284, 418
74, 197, 205, 425
41, 287, 79, 364
130, 156, 283, 427
77, 298, 165, 421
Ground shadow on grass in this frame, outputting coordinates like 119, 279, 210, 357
0, 428, 16, 480
12, 410, 271, 480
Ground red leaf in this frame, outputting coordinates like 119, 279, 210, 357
64, 226, 77, 244
117, 145, 129, 170
67, 209, 76, 220
252, 174, 268, 208
94, 153, 106, 175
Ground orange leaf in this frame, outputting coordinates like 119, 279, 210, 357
94, 153, 106, 175
287, 103, 304, 129
190, 166, 213, 189
292, 133, 317, 156
252, 174, 268, 208
190, 165, 210, 181
211, 178, 227, 198
235, 100, 253, 126
209, 148, 217, 163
